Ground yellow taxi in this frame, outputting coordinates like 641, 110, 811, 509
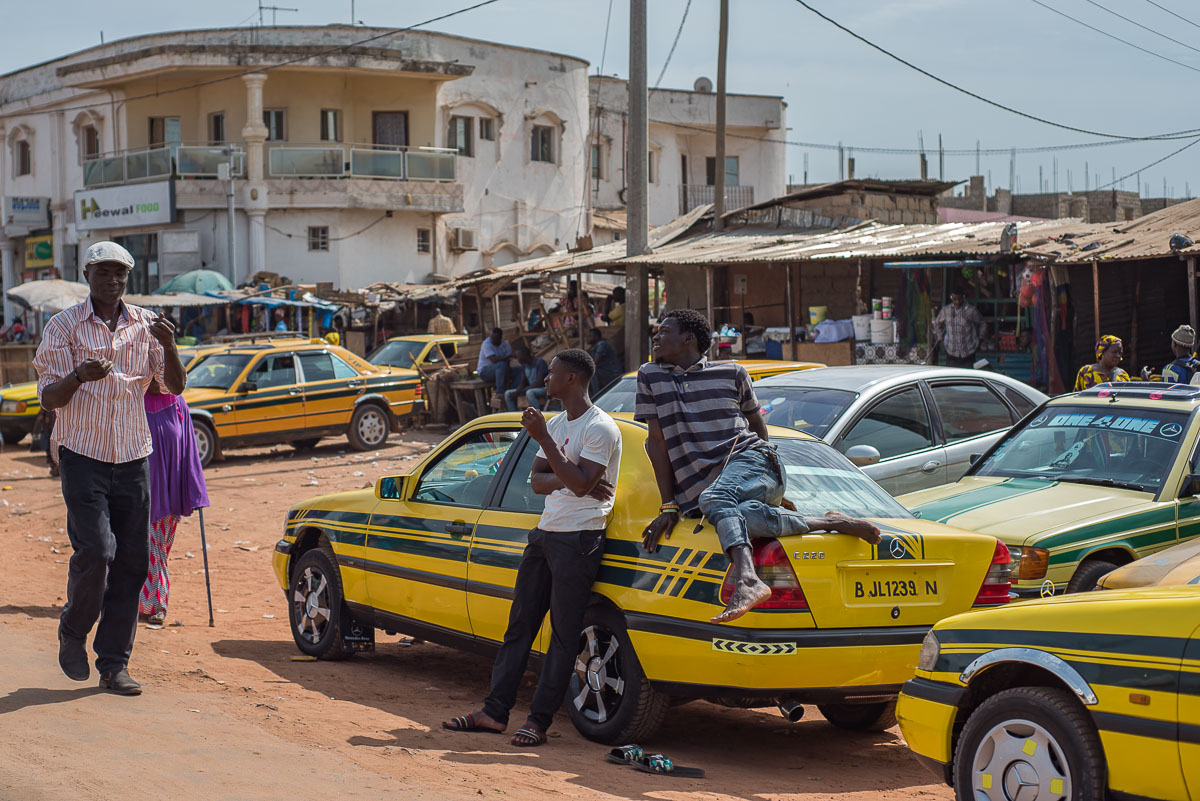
185, 341, 421, 466
367, 334, 468, 371
901, 382, 1200, 597
1098, 536, 1200, 589
594, 359, 824, 414
272, 413, 1012, 744
896, 586, 1200, 799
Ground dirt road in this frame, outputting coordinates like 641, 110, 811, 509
0, 436, 952, 800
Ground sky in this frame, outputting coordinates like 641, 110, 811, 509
6, 0, 1200, 198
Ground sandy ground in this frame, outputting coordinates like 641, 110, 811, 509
0, 432, 953, 801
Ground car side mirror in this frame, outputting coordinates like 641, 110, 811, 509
238, 381, 257, 394
376, 475, 412, 501
845, 444, 881, 467
1187, 474, 1200, 497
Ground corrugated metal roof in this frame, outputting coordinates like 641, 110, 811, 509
1021, 196, 1200, 264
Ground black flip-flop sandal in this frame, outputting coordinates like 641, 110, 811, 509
442, 714, 503, 733
511, 726, 547, 747
606, 744, 644, 765
634, 753, 705, 778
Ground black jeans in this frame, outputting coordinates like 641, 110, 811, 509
482, 527, 605, 732
57, 447, 151, 675
946, 352, 977, 369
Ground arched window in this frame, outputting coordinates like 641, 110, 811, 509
8, 124, 34, 177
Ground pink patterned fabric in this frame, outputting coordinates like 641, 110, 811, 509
139, 514, 181, 616
143, 392, 178, 414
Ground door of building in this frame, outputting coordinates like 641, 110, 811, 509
112, 233, 159, 295
372, 112, 409, 147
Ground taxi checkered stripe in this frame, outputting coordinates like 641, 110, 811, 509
711, 638, 797, 656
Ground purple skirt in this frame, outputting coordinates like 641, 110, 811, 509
147, 395, 210, 522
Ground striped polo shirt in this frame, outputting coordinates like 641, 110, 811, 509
634, 358, 762, 514
34, 298, 167, 464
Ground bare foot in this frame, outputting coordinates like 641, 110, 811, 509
824, 511, 882, 545
711, 578, 772, 624
442, 710, 506, 733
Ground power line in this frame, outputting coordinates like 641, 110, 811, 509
27, 0, 502, 117
1081, 0, 1200, 55
1027, 0, 1200, 73
1095, 135, 1200, 190
790, 0, 1200, 141
1140, 0, 1200, 32
654, 0, 692, 87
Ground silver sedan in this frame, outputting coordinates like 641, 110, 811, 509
753, 365, 1049, 495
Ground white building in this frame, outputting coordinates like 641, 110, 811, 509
0, 25, 589, 320
588, 76, 787, 245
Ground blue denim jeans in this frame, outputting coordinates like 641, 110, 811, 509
504, 386, 549, 411
478, 361, 512, 393
697, 446, 810, 553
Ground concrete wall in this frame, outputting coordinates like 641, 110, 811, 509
785, 190, 939, 225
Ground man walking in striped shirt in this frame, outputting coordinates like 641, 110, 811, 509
635, 309, 881, 624
34, 241, 187, 695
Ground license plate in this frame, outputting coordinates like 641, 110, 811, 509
841, 566, 944, 606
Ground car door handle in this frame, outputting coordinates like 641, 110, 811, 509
347, 380, 362, 389
289, 388, 302, 396
445, 522, 473, 538
221, 404, 232, 413
920, 460, 942, 473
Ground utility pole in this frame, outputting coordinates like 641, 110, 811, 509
938, 134, 944, 181
713, 0, 729, 230
625, 0, 650, 370
219, 148, 239, 285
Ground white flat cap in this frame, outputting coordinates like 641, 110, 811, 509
84, 241, 135, 270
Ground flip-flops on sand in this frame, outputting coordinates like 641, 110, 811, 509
606, 744, 705, 778
442, 714, 503, 733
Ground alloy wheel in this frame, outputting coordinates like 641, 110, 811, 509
357, 408, 387, 447
572, 624, 626, 723
293, 566, 332, 645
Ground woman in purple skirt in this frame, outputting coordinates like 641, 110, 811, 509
139, 387, 209, 624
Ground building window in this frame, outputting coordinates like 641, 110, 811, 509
648, 151, 657, 184
149, 116, 181, 148
208, 113, 226, 145
307, 226, 329, 252
478, 117, 495, 141
448, 116, 474, 157
82, 125, 100, 160
531, 125, 554, 163
320, 109, 341, 142
590, 143, 603, 180
15, 139, 31, 176
705, 155, 740, 186
263, 109, 286, 142
417, 228, 431, 253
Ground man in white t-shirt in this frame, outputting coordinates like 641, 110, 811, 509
444, 349, 622, 747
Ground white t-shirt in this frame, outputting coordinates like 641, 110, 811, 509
535, 405, 623, 532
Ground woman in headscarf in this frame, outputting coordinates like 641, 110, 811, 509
139, 385, 210, 624
1075, 334, 1131, 391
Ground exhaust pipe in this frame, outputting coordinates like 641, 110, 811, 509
777, 700, 805, 723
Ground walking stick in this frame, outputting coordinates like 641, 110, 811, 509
197, 507, 215, 627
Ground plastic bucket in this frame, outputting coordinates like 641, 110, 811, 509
870, 318, 895, 344
808, 306, 828, 326
881, 296, 893, 310
852, 314, 873, 340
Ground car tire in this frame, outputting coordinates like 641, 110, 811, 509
193, 419, 217, 468
566, 605, 669, 745
953, 686, 1105, 801
1, 429, 25, 445
288, 546, 352, 660
292, 438, 321, 451
1066, 559, 1120, 593
817, 700, 897, 731
347, 403, 389, 451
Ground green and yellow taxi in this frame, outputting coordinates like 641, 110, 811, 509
367, 334, 468, 371
900, 383, 1200, 597
272, 413, 1013, 744
896, 585, 1200, 799
185, 341, 421, 466
594, 359, 825, 414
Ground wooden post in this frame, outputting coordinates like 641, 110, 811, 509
1092, 260, 1100, 344
1132, 273, 1140, 372
577, 268, 586, 347
455, 295, 465, 335
785, 262, 796, 360
1189, 257, 1198, 334
705, 265, 715, 351
473, 286, 487, 338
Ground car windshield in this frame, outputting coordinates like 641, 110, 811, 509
774, 438, 912, 519
594, 375, 637, 413
368, 340, 424, 368
975, 405, 1190, 493
187, 353, 252, 390
757, 387, 858, 440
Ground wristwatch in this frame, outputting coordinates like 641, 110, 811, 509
72, 367, 83, 383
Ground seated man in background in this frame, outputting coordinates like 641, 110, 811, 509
587, 328, 622, 395
477, 327, 514, 394
505, 347, 549, 411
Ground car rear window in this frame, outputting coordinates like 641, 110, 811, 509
774, 438, 912, 519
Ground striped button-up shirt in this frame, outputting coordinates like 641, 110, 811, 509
634, 358, 762, 514
34, 298, 167, 464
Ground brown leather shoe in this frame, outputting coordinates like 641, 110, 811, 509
98, 669, 142, 695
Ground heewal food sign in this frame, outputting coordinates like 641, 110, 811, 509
74, 180, 174, 232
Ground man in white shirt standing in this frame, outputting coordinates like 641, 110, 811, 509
444, 349, 621, 747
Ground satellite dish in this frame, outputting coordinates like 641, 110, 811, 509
693, 76, 713, 93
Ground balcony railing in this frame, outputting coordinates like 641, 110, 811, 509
83, 142, 457, 188
680, 184, 755, 215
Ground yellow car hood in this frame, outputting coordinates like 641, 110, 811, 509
1100, 537, 1200, 589
902, 476, 1153, 544
183, 387, 232, 405
1, 381, 38, 402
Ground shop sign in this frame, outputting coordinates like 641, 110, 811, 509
74, 181, 174, 232
24, 234, 54, 268
2, 196, 51, 234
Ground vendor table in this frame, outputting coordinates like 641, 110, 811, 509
450, 378, 492, 424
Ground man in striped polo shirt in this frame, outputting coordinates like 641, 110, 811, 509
34, 241, 187, 695
636, 309, 880, 624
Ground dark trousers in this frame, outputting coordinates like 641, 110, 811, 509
946, 352, 977, 368
482, 527, 605, 732
57, 447, 151, 675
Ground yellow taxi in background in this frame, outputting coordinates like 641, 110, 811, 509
896, 586, 1200, 799
272, 413, 1012, 744
367, 334, 468, 371
185, 341, 421, 466
594, 359, 824, 414
1098, 536, 1200, 589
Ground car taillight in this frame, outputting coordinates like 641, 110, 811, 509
720, 539, 808, 611
974, 539, 1012, 606
415, 381, 423, 398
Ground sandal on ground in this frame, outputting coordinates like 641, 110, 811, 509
510, 726, 547, 747
606, 744, 644, 765
442, 714, 503, 733
633, 753, 705, 778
